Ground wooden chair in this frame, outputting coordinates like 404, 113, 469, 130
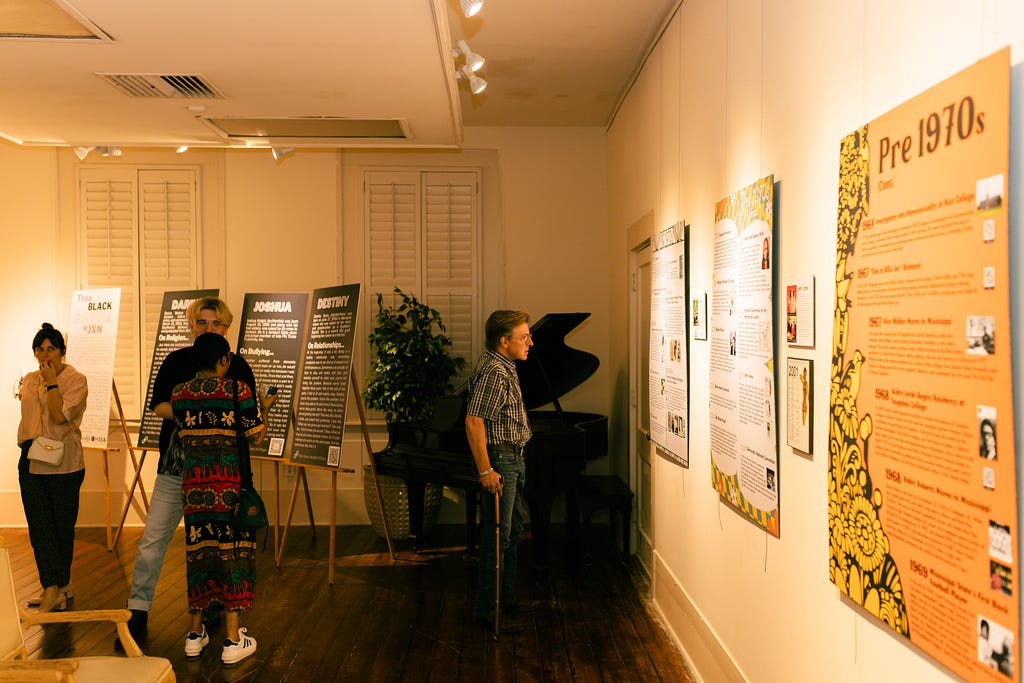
0, 540, 175, 683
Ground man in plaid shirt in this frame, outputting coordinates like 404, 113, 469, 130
466, 310, 541, 632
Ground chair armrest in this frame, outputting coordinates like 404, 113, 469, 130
20, 608, 143, 657
0, 658, 78, 682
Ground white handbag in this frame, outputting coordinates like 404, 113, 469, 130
27, 436, 65, 466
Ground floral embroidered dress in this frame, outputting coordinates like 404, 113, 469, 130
171, 377, 263, 612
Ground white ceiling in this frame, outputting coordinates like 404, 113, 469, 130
0, 0, 679, 150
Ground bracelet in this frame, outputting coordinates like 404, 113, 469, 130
478, 467, 494, 478
46, 384, 59, 391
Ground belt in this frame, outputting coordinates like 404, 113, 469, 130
489, 443, 524, 457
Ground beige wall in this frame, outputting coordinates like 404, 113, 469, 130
606, 1, 1024, 681
0, 129, 609, 530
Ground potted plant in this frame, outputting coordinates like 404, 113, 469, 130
362, 288, 466, 539
364, 287, 466, 424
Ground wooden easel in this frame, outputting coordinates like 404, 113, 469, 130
106, 380, 152, 550
274, 368, 393, 584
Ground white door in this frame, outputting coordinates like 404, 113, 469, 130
630, 241, 654, 576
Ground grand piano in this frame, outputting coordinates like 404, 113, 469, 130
372, 312, 608, 567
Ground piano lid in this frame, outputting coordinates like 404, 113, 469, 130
516, 312, 598, 410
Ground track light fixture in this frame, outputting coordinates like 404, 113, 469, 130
271, 147, 295, 161
461, 0, 483, 18
452, 39, 484, 73
74, 145, 122, 159
176, 145, 189, 153
457, 66, 487, 94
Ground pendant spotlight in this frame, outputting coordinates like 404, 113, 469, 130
453, 39, 484, 73
73, 146, 93, 160
461, 0, 483, 18
271, 147, 295, 161
457, 66, 487, 95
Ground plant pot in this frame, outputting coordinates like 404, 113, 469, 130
362, 465, 442, 540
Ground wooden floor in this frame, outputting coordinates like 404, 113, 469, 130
5, 523, 692, 682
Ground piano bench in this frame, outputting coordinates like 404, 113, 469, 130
577, 475, 634, 562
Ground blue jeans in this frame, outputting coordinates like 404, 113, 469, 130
127, 473, 183, 612
475, 448, 525, 618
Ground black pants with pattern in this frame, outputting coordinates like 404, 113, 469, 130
18, 443, 85, 589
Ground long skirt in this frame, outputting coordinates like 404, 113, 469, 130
181, 445, 256, 612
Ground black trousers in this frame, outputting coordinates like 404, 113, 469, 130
18, 443, 85, 589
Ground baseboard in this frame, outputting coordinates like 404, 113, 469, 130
652, 551, 748, 683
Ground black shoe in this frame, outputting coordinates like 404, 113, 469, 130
476, 614, 523, 633
115, 609, 148, 651
503, 599, 542, 615
127, 609, 148, 638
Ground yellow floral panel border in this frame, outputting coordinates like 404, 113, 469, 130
829, 125, 909, 635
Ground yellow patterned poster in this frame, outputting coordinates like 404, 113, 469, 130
710, 175, 778, 536
830, 48, 1016, 682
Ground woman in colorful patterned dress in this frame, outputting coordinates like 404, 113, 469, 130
171, 332, 265, 664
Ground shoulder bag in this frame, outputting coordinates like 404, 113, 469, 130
27, 435, 65, 466
232, 380, 269, 533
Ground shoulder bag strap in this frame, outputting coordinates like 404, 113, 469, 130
233, 379, 254, 489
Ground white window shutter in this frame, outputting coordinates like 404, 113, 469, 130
139, 169, 199, 390
79, 169, 141, 415
363, 168, 481, 393
423, 172, 478, 381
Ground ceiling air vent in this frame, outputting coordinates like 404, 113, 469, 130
98, 73, 223, 99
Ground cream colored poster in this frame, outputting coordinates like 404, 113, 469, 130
710, 175, 778, 536
830, 48, 1016, 682
66, 288, 120, 448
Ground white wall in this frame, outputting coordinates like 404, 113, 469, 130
606, 1, 1024, 681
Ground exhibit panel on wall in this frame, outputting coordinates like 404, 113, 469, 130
709, 175, 779, 536
649, 221, 690, 467
829, 48, 1017, 683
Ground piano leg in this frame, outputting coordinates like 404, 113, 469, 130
526, 492, 554, 573
405, 480, 426, 550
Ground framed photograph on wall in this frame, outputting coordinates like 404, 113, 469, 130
786, 357, 813, 453
692, 293, 708, 341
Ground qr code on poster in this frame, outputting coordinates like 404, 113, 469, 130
327, 445, 341, 467
268, 437, 284, 457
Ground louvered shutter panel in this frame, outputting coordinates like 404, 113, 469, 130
138, 170, 199, 391
365, 170, 420, 314
79, 169, 140, 415
423, 172, 477, 381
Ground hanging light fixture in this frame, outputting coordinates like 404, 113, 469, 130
176, 145, 189, 153
461, 0, 483, 18
73, 146, 93, 160
271, 147, 295, 161
453, 39, 484, 73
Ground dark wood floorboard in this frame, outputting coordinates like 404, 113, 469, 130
3, 523, 693, 682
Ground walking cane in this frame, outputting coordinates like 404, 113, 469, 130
493, 486, 501, 639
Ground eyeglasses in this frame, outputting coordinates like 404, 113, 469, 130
194, 320, 227, 329
506, 333, 532, 343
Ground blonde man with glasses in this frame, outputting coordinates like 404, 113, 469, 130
122, 297, 274, 643
466, 310, 542, 632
